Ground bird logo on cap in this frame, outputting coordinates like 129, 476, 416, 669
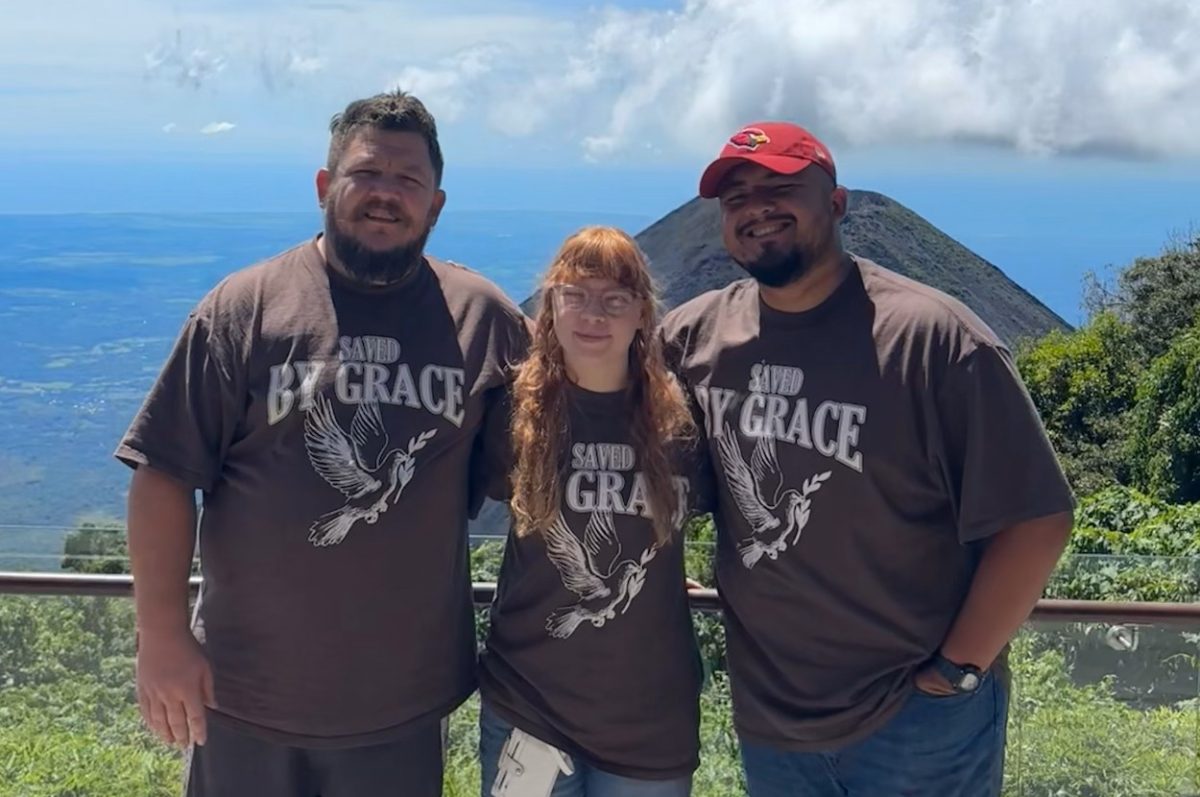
728, 127, 770, 151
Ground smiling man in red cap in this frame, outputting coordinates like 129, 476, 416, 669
660, 121, 1075, 795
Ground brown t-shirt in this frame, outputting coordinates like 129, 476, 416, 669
660, 256, 1073, 751
115, 238, 528, 747
479, 384, 712, 779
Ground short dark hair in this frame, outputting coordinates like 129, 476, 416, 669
327, 90, 444, 184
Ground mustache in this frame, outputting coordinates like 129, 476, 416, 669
359, 200, 407, 221
322, 199, 410, 223
737, 213, 794, 236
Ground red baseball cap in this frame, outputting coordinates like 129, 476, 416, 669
698, 121, 837, 198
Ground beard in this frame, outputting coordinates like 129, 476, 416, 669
734, 219, 835, 288
737, 244, 815, 288
323, 198, 432, 286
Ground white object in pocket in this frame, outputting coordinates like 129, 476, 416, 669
490, 727, 575, 797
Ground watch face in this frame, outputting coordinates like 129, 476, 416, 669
960, 673, 980, 692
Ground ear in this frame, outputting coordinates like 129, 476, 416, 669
316, 168, 332, 207
830, 185, 849, 223
428, 188, 447, 227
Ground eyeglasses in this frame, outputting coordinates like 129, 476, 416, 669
552, 284, 638, 318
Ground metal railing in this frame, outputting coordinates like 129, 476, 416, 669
3, 571, 1200, 625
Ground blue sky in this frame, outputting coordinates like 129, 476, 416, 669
2, 0, 1199, 323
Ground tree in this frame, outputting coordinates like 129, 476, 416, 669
1016, 312, 1141, 494
1084, 234, 1200, 361
1021, 233, 1200, 497
60, 516, 129, 575
1127, 314, 1200, 503
684, 513, 716, 587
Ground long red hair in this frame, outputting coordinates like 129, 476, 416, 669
509, 226, 693, 546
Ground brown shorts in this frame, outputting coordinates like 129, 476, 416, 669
183, 713, 444, 797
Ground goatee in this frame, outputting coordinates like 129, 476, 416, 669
738, 247, 813, 288
324, 204, 431, 286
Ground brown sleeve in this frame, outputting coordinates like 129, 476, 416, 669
468, 305, 529, 516
657, 320, 684, 378
468, 385, 514, 516
683, 435, 717, 516
113, 298, 244, 493
935, 342, 1075, 543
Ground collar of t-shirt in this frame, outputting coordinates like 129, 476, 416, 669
756, 256, 866, 329
302, 235, 435, 297
565, 381, 632, 417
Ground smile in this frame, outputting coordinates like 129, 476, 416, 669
574, 331, 611, 343
743, 220, 790, 239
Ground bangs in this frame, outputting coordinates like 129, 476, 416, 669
544, 226, 653, 297
552, 250, 641, 292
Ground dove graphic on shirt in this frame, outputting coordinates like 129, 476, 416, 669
715, 421, 830, 569
542, 509, 657, 639
303, 392, 436, 547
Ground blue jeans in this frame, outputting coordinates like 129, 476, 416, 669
479, 702, 692, 797
740, 673, 1008, 797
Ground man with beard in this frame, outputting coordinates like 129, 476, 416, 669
116, 90, 527, 796
660, 122, 1074, 795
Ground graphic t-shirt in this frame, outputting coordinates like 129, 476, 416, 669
115, 238, 528, 747
660, 256, 1074, 751
479, 384, 711, 779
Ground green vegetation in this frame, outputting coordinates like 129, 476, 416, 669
2, 237, 1198, 794
1005, 634, 1198, 796
1017, 235, 1200, 502
59, 516, 128, 575
0, 595, 179, 796
5, 587, 1200, 796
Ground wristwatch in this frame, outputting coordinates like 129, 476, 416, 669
931, 653, 985, 693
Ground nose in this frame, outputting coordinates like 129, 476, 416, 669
746, 193, 777, 217
578, 292, 611, 321
733, 193, 780, 234
360, 173, 407, 202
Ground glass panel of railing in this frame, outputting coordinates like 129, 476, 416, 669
1005, 617, 1200, 796
0, 593, 184, 794
0, 529, 515, 576
690, 612, 744, 796
0, 523, 95, 573
8, 552, 1200, 796
0, 520, 134, 575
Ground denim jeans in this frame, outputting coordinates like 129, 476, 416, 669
479, 701, 692, 797
740, 673, 1008, 797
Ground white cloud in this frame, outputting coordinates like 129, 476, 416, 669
144, 29, 228, 89
133, 4, 571, 96
256, 40, 328, 92
161, 122, 177, 133
143, 27, 323, 94
6, 0, 1198, 163
392, 45, 502, 122
288, 54, 325, 75
395, 0, 1200, 160
200, 121, 236, 135
0, 0, 567, 154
